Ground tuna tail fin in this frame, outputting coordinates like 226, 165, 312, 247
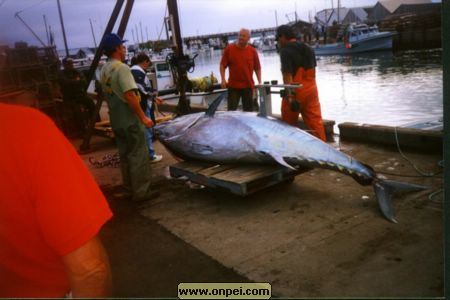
205, 91, 227, 117
373, 179, 428, 223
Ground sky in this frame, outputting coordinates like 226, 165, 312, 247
0, 0, 380, 49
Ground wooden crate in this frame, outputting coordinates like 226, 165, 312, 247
169, 161, 309, 196
92, 114, 173, 139
94, 120, 114, 138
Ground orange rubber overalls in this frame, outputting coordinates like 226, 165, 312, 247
281, 67, 326, 141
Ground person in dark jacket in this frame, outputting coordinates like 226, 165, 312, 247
58, 57, 96, 135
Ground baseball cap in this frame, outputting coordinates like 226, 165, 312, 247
102, 33, 127, 52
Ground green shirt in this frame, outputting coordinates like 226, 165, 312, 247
100, 59, 140, 130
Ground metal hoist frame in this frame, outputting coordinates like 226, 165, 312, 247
255, 82, 302, 117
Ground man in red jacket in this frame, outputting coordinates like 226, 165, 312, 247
0, 103, 112, 298
220, 28, 262, 111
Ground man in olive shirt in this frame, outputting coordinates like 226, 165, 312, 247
99, 33, 158, 202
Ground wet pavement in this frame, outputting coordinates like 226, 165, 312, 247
74, 135, 444, 298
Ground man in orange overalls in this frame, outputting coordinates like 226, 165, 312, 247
276, 25, 326, 141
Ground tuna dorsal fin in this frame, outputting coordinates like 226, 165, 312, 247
205, 92, 227, 117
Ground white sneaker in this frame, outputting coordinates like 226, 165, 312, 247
150, 154, 163, 163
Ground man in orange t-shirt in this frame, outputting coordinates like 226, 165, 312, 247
0, 103, 113, 298
220, 28, 262, 111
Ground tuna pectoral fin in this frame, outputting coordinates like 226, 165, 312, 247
267, 152, 296, 170
165, 133, 184, 142
373, 179, 428, 223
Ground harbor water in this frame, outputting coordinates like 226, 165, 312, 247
189, 49, 443, 129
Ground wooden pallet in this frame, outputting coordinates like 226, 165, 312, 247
93, 115, 174, 139
169, 161, 309, 196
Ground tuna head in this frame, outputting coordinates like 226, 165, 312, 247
155, 91, 228, 142
154, 113, 204, 143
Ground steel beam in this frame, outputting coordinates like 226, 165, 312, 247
167, 0, 191, 115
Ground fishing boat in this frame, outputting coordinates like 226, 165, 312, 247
314, 23, 396, 56
259, 34, 277, 52
148, 59, 175, 91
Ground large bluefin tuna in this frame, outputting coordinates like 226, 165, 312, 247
155, 94, 426, 222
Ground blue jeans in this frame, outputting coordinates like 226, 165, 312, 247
145, 105, 156, 158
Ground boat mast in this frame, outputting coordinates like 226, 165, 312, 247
337, 0, 341, 24
135, 24, 140, 44
14, 11, 46, 47
275, 10, 279, 27
295, 2, 298, 23
89, 18, 98, 49
57, 0, 69, 57
167, 0, 191, 115
140, 21, 144, 44
43, 15, 50, 46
